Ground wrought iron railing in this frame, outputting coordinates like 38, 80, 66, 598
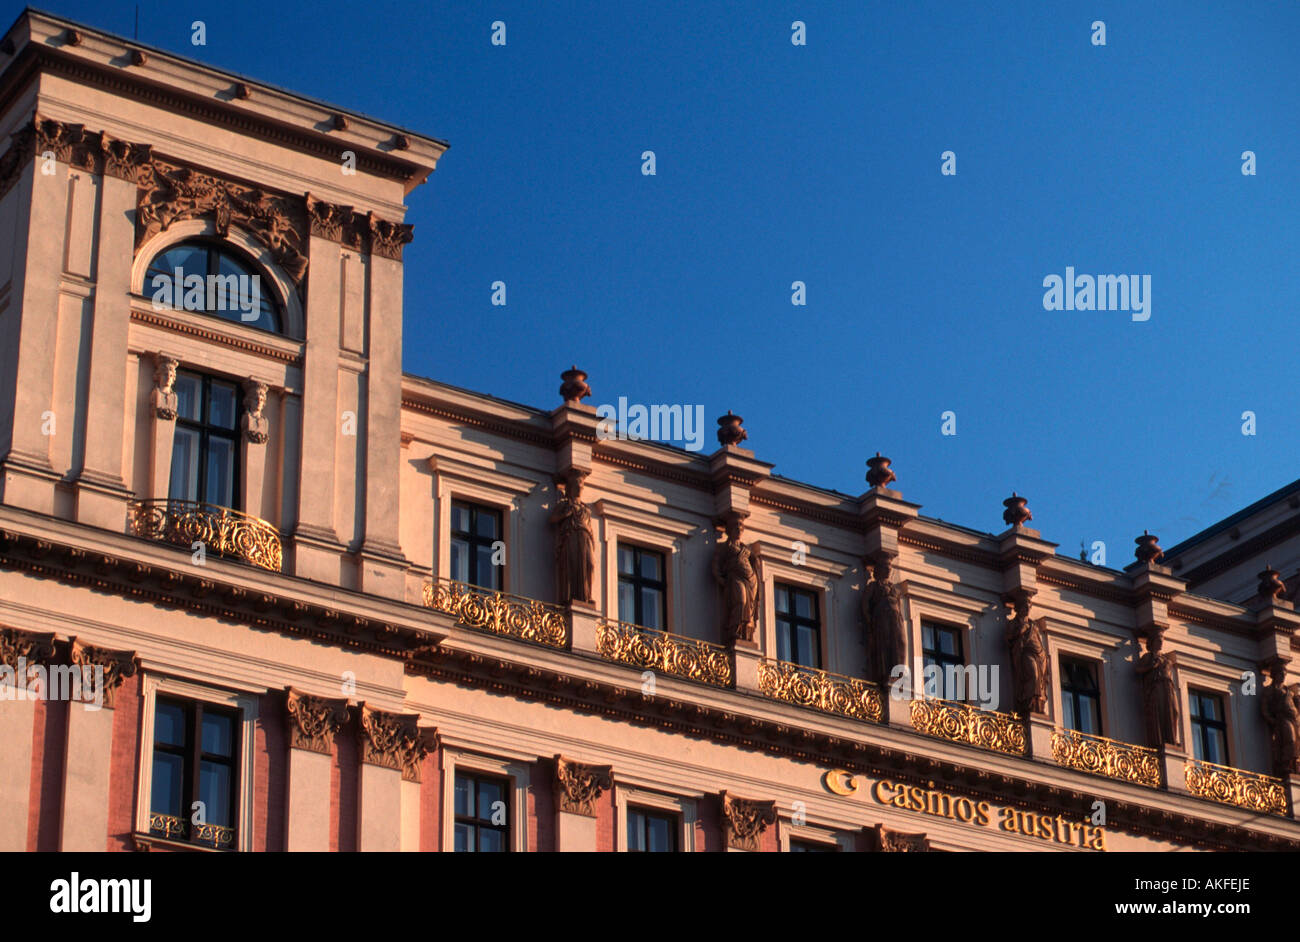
1184, 758, 1288, 816
596, 620, 732, 687
130, 499, 282, 572
148, 812, 235, 849
423, 578, 569, 648
1051, 728, 1162, 788
757, 659, 883, 723
909, 697, 1027, 757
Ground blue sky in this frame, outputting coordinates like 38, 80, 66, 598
40, 0, 1300, 567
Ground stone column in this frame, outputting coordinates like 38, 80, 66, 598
552, 755, 612, 852
292, 233, 344, 580
356, 246, 407, 599
719, 791, 776, 852
0, 135, 63, 514
0, 628, 55, 851
283, 687, 349, 852
59, 640, 137, 851
356, 704, 427, 852
74, 171, 137, 529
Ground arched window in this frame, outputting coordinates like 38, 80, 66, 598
146, 240, 282, 334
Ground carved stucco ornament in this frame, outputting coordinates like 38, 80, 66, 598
0, 625, 56, 670
357, 704, 430, 782
151, 354, 179, 420
867, 823, 931, 852
552, 755, 613, 817
720, 791, 777, 851
285, 687, 350, 755
68, 639, 139, 709
241, 379, 270, 444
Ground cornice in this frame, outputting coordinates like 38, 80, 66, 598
0, 43, 433, 186
129, 306, 303, 365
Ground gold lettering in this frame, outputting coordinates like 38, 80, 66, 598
999, 806, 1019, 833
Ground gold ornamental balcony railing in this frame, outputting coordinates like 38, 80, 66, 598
1184, 758, 1288, 816
595, 620, 732, 688
423, 578, 569, 649
148, 812, 235, 849
1050, 728, 1162, 789
910, 697, 1027, 757
757, 659, 883, 723
130, 499, 282, 572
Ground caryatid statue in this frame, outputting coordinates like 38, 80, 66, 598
861, 555, 908, 687
1135, 631, 1181, 748
550, 468, 595, 605
241, 379, 269, 444
712, 513, 761, 643
1260, 660, 1300, 776
151, 354, 179, 420
1005, 593, 1050, 716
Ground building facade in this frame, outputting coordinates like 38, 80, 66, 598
1, 10, 1299, 853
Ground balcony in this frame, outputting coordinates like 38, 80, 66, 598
129, 499, 282, 572
595, 619, 732, 688
1050, 728, 1162, 789
910, 697, 1027, 757
1184, 758, 1289, 816
423, 578, 569, 648
757, 659, 883, 723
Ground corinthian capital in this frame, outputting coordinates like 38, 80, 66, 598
552, 755, 613, 817
285, 687, 350, 754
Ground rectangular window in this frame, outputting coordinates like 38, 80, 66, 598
168, 371, 241, 509
775, 583, 821, 668
453, 772, 511, 852
148, 696, 239, 849
1189, 690, 1228, 765
450, 501, 503, 591
789, 838, 840, 852
921, 622, 965, 700
617, 544, 666, 630
1060, 658, 1103, 736
627, 807, 678, 852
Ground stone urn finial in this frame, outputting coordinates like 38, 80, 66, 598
559, 365, 591, 404
716, 411, 747, 447
865, 453, 896, 489
1134, 530, 1163, 565
1002, 492, 1032, 527
1258, 565, 1287, 601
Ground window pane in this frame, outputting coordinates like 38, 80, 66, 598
451, 504, 470, 534
640, 587, 663, 629
479, 828, 505, 853
208, 383, 238, 429
939, 630, 958, 656
775, 586, 790, 614
201, 711, 233, 757
454, 775, 472, 817
477, 780, 503, 821
776, 622, 792, 663
150, 753, 184, 816
639, 552, 661, 581
922, 625, 935, 651
475, 510, 498, 539
204, 435, 236, 508
627, 810, 645, 851
797, 624, 818, 668
646, 815, 673, 852
450, 540, 470, 583
199, 760, 232, 826
168, 428, 200, 502
475, 545, 498, 589
794, 591, 813, 619
618, 582, 636, 624
174, 373, 202, 422
454, 823, 472, 852
154, 701, 187, 747
1062, 695, 1077, 732
618, 546, 635, 575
